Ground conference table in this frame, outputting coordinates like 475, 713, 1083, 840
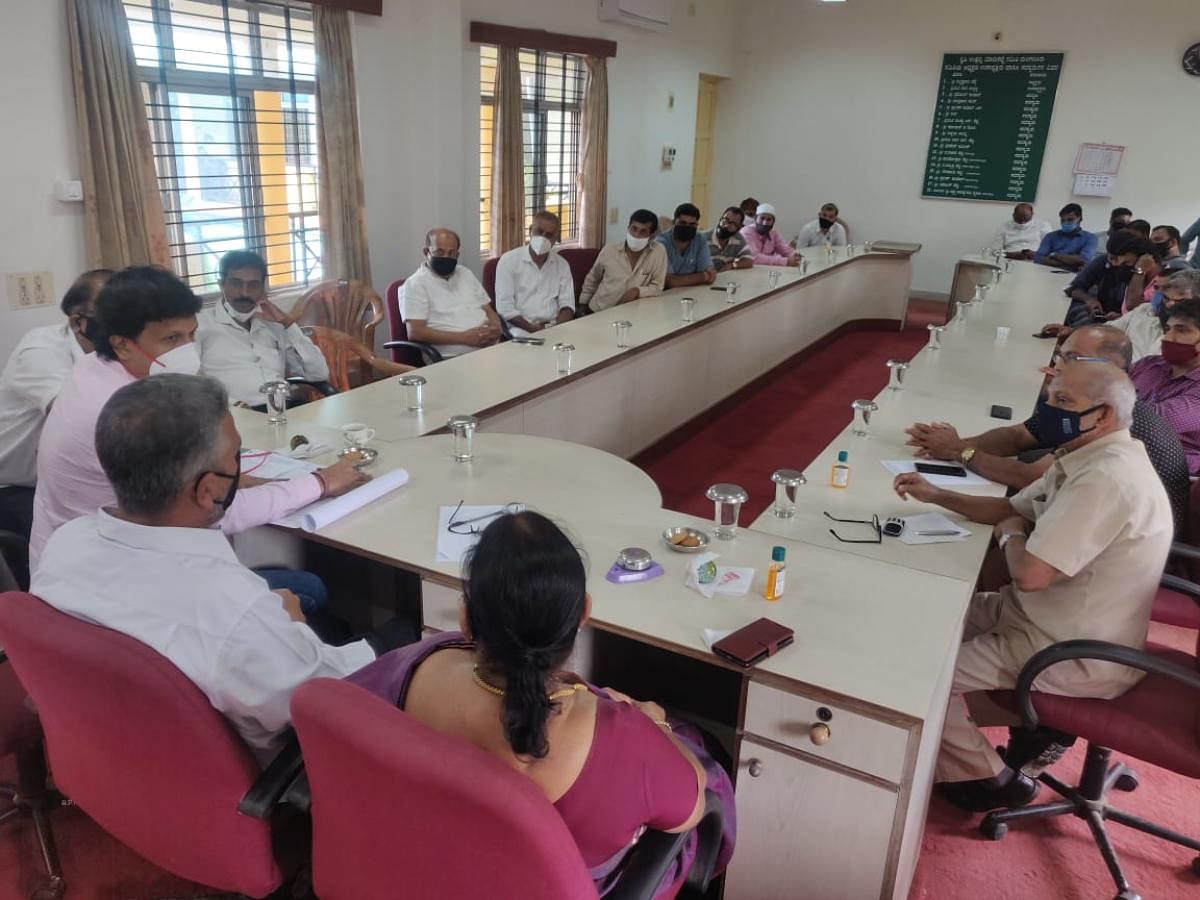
232, 249, 1075, 900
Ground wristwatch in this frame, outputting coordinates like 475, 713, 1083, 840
998, 531, 1026, 551
959, 447, 976, 465
1134, 267, 1146, 275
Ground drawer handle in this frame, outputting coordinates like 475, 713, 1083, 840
747, 758, 764, 777
809, 722, 832, 746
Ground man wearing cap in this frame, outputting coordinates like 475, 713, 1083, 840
740, 203, 800, 267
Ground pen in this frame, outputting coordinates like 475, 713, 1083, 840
916, 530, 960, 536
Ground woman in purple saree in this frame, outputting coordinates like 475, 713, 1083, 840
348, 511, 735, 897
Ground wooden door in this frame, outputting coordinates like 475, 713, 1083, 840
691, 75, 719, 226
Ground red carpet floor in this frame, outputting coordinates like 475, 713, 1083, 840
3, 308, 1198, 899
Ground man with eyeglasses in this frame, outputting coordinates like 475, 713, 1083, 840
0, 270, 111, 569
894, 362, 1172, 812
906, 325, 1189, 532
703, 207, 754, 273
402, 228, 503, 358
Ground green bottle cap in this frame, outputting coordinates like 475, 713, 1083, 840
837, 450, 849, 462
772, 546, 786, 563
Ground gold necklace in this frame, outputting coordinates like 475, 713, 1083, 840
472, 665, 586, 702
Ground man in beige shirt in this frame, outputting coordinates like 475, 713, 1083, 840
579, 208, 668, 313
893, 362, 1173, 812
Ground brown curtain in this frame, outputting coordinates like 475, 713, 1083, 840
315, 6, 372, 285
577, 55, 609, 248
66, 0, 169, 269
490, 45, 526, 256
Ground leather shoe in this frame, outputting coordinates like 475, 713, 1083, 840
937, 772, 1038, 813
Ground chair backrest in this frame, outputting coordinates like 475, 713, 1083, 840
386, 277, 410, 364
303, 325, 410, 392
292, 678, 598, 900
292, 279, 385, 350
0, 592, 284, 897
557, 247, 602, 302
482, 256, 500, 302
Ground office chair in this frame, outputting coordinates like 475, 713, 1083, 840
0, 593, 305, 898
292, 678, 719, 900
558, 247, 602, 303
299, 325, 413, 392
384, 278, 443, 367
982, 575, 1200, 900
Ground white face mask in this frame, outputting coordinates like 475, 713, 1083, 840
224, 300, 256, 325
146, 342, 202, 377
529, 235, 553, 256
626, 234, 650, 252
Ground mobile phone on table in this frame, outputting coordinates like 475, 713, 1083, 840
990, 404, 1013, 420
915, 462, 967, 477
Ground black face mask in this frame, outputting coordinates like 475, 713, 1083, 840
1153, 241, 1173, 260
755, 223, 772, 236
818, 217, 836, 230
673, 224, 698, 242
197, 468, 240, 514
429, 257, 458, 277
1110, 221, 1130, 232
716, 226, 736, 239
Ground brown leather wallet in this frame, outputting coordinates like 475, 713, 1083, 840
712, 618, 794, 668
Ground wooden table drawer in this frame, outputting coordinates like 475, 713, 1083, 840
744, 681, 909, 784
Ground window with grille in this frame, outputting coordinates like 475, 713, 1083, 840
479, 46, 585, 258
123, 0, 321, 295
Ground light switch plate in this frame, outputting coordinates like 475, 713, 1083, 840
7, 272, 54, 309
608, 206, 619, 224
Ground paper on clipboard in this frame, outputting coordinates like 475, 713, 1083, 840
881, 460, 994, 487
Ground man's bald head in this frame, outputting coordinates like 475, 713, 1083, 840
1062, 325, 1133, 372
424, 228, 461, 251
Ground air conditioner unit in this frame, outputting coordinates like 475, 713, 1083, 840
598, 0, 670, 32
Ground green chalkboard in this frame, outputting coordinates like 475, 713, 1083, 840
922, 53, 1063, 203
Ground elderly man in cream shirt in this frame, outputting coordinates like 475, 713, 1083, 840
893, 362, 1172, 813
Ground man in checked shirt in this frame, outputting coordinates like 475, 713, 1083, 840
1130, 299, 1200, 473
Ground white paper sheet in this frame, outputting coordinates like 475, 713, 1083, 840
881, 460, 994, 487
242, 451, 318, 480
897, 512, 972, 545
702, 628, 734, 650
435, 504, 525, 562
274, 468, 410, 532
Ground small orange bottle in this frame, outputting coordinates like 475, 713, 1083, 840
830, 450, 851, 488
764, 546, 787, 601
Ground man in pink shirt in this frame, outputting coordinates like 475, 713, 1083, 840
29, 266, 364, 570
739, 203, 801, 267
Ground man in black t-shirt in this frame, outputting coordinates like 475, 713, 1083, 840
906, 325, 1189, 533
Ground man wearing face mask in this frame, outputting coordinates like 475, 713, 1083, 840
28, 267, 366, 570
905, 325, 1189, 533
1109, 268, 1200, 361
992, 203, 1051, 259
896, 363, 1172, 811
657, 202, 717, 288
0, 269, 111, 575
1051, 231, 1158, 327
195, 250, 329, 408
1130, 299, 1200, 473
32, 375, 406, 763
494, 212, 576, 336
703, 206, 754, 272
578, 209, 668, 313
796, 203, 847, 248
1033, 203, 1097, 271
739, 203, 801, 266
402, 228, 502, 357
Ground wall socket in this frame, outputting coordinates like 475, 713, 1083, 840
7, 272, 54, 310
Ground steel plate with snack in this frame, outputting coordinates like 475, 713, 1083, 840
662, 526, 711, 553
336, 446, 379, 469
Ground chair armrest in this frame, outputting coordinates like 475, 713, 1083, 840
382, 340, 443, 366
238, 730, 305, 820
1161, 571, 1200, 608
1013, 639, 1200, 731
282, 771, 311, 814
1168, 540, 1200, 563
286, 377, 338, 397
607, 790, 723, 900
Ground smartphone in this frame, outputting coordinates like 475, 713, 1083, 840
990, 404, 1013, 420
915, 462, 967, 477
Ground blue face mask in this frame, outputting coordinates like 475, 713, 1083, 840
1151, 290, 1165, 313
1060, 220, 1080, 234
1034, 398, 1105, 447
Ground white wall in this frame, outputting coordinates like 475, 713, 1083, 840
355, 0, 742, 293
0, 1, 87, 362
710, 0, 1200, 297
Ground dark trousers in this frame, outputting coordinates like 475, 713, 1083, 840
0, 486, 34, 590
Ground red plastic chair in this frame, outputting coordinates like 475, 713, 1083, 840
384, 277, 442, 367
558, 247, 602, 302
482, 256, 500, 301
0, 592, 301, 898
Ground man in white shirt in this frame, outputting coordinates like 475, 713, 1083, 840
993, 203, 1052, 259
0, 271, 111, 581
1110, 268, 1200, 361
402, 228, 503, 358
797, 203, 847, 248
196, 250, 329, 407
494, 212, 575, 336
32, 374, 399, 762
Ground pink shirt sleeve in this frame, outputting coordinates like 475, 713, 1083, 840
219, 476, 323, 534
